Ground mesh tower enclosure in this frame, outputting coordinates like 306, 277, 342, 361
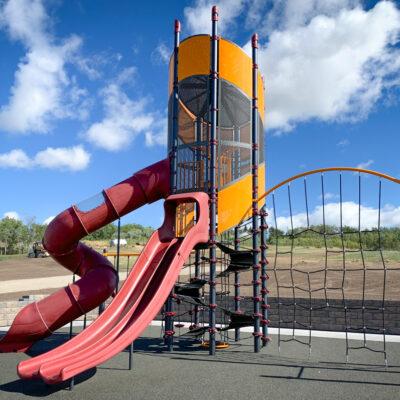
265, 168, 400, 364
168, 75, 264, 195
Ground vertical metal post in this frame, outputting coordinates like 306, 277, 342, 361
233, 126, 240, 179
234, 226, 241, 341
251, 33, 261, 353
260, 206, 270, 346
193, 116, 203, 327
69, 274, 75, 338
165, 19, 180, 352
128, 342, 134, 370
208, 5, 219, 356
194, 248, 201, 327
170, 19, 180, 193
195, 117, 202, 189
116, 218, 121, 293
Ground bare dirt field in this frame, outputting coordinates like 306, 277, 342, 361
180, 246, 400, 301
0, 257, 66, 281
0, 241, 143, 301
1, 244, 400, 302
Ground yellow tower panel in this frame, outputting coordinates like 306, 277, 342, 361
169, 35, 265, 122
217, 163, 266, 233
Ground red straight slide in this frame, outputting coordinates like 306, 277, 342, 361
19, 191, 209, 384
0, 159, 170, 353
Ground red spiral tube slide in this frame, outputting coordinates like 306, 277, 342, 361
0, 159, 170, 353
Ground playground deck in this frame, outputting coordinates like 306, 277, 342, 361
0, 325, 399, 400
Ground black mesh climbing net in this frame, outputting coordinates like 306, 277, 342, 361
267, 170, 400, 364
148, 168, 400, 364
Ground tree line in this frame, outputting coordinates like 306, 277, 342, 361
1, 216, 398, 256
0, 218, 46, 255
268, 225, 400, 250
0, 217, 154, 255
86, 223, 153, 244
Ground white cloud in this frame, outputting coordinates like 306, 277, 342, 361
270, 201, 400, 231
337, 139, 350, 147
3, 211, 20, 220
318, 192, 339, 201
43, 215, 54, 225
184, 1, 400, 132
144, 116, 168, 147
259, 0, 360, 34
356, 159, 374, 169
115, 67, 136, 86
0, 145, 90, 171
84, 81, 167, 151
0, 0, 89, 134
151, 43, 171, 65
34, 146, 90, 171
255, 2, 400, 132
184, 0, 246, 35
0, 149, 32, 168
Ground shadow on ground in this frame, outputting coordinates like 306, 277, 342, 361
2, 330, 400, 395
0, 333, 202, 396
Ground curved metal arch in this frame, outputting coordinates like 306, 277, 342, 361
239, 167, 400, 225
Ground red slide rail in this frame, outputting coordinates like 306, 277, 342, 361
0, 159, 170, 353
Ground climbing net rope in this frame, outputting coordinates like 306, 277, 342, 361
266, 169, 400, 364
155, 167, 400, 364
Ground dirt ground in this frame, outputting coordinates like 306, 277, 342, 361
1, 245, 400, 302
0, 257, 67, 282
179, 246, 400, 301
0, 241, 142, 302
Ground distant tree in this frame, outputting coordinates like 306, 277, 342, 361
25, 218, 46, 244
86, 224, 117, 241
0, 217, 29, 254
120, 223, 153, 243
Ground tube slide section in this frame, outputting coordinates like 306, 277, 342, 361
36, 192, 209, 384
18, 229, 171, 380
0, 159, 170, 353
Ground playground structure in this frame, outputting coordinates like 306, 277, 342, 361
1, 5, 400, 387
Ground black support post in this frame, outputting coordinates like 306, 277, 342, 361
251, 33, 261, 353
194, 247, 201, 328
128, 342, 134, 370
260, 206, 270, 346
208, 5, 219, 356
234, 226, 241, 341
170, 19, 180, 193
69, 274, 76, 339
116, 218, 121, 293
165, 19, 181, 352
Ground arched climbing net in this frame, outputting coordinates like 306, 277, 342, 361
267, 170, 400, 364
161, 168, 400, 365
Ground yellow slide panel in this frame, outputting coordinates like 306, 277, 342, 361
217, 163, 265, 234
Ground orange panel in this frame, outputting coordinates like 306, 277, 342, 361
220, 39, 265, 123
217, 163, 265, 233
179, 35, 210, 83
176, 203, 195, 237
168, 35, 265, 123
219, 40, 251, 101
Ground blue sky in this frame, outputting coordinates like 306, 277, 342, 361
0, 0, 399, 229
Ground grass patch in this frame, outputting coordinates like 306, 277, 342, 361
0, 254, 26, 262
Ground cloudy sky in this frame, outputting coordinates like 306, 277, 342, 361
0, 0, 399, 229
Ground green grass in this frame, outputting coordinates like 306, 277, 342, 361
0, 254, 26, 262
268, 245, 400, 264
